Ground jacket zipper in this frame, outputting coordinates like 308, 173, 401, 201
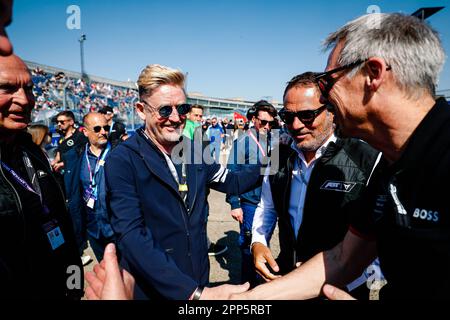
0, 147, 26, 244
26, 148, 67, 209
284, 153, 298, 268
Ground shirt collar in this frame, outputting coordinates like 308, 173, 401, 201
290, 133, 337, 166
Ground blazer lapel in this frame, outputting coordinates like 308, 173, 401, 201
186, 164, 197, 214
136, 132, 181, 197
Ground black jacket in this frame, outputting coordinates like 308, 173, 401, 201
269, 138, 379, 274
0, 132, 83, 299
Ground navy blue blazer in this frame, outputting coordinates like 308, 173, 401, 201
105, 128, 262, 300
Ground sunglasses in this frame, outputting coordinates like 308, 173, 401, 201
143, 101, 191, 118
89, 125, 110, 133
279, 105, 328, 125
56, 119, 70, 124
314, 59, 367, 99
257, 118, 276, 126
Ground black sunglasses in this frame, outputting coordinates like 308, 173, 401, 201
143, 101, 191, 118
314, 59, 367, 99
90, 125, 110, 133
257, 118, 276, 126
279, 105, 328, 125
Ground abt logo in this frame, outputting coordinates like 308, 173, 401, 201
412, 208, 439, 223
320, 180, 356, 193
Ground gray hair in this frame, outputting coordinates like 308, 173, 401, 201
323, 13, 446, 97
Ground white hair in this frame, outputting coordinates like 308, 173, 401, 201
324, 13, 446, 97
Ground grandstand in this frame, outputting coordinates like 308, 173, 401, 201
437, 88, 450, 102
26, 61, 283, 130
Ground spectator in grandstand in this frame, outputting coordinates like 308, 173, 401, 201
99, 105, 128, 148
104, 63, 262, 300
226, 100, 277, 287
0, 54, 83, 299
63, 112, 115, 262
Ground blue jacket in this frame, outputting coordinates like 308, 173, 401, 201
104, 128, 262, 300
63, 144, 114, 245
226, 129, 269, 209
79, 145, 115, 239
62, 145, 87, 252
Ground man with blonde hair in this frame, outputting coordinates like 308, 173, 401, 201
105, 64, 262, 300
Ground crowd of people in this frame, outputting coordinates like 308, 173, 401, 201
1, 0, 450, 302
30, 66, 139, 129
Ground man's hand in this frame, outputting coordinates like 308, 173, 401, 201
230, 208, 244, 223
52, 161, 64, 173
252, 242, 281, 281
200, 283, 250, 300
322, 284, 356, 300
85, 243, 135, 300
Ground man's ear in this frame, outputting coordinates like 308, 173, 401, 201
135, 102, 146, 121
365, 57, 388, 91
82, 127, 89, 138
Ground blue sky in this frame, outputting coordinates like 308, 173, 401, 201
8, 0, 450, 102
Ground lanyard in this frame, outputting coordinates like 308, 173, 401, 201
1, 152, 49, 214
161, 149, 188, 195
85, 143, 110, 191
247, 130, 266, 157
140, 128, 188, 200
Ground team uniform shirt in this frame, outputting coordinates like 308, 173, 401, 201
57, 129, 87, 155
350, 98, 450, 299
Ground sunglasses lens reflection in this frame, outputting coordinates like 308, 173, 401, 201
93, 125, 110, 133
158, 104, 191, 118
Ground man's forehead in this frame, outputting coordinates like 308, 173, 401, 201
90, 119, 107, 126
258, 111, 274, 120
86, 115, 106, 125
284, 86, 321, 110
0, 60, 31, 81
286, 85, 320, 100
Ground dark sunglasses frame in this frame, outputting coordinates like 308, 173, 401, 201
56, 119, 71, 124
90, 125, 110, 133
257, 118, 276, 126
279, 104, 328, 125
314, 59, 367, 99
143, 101, 192, 118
